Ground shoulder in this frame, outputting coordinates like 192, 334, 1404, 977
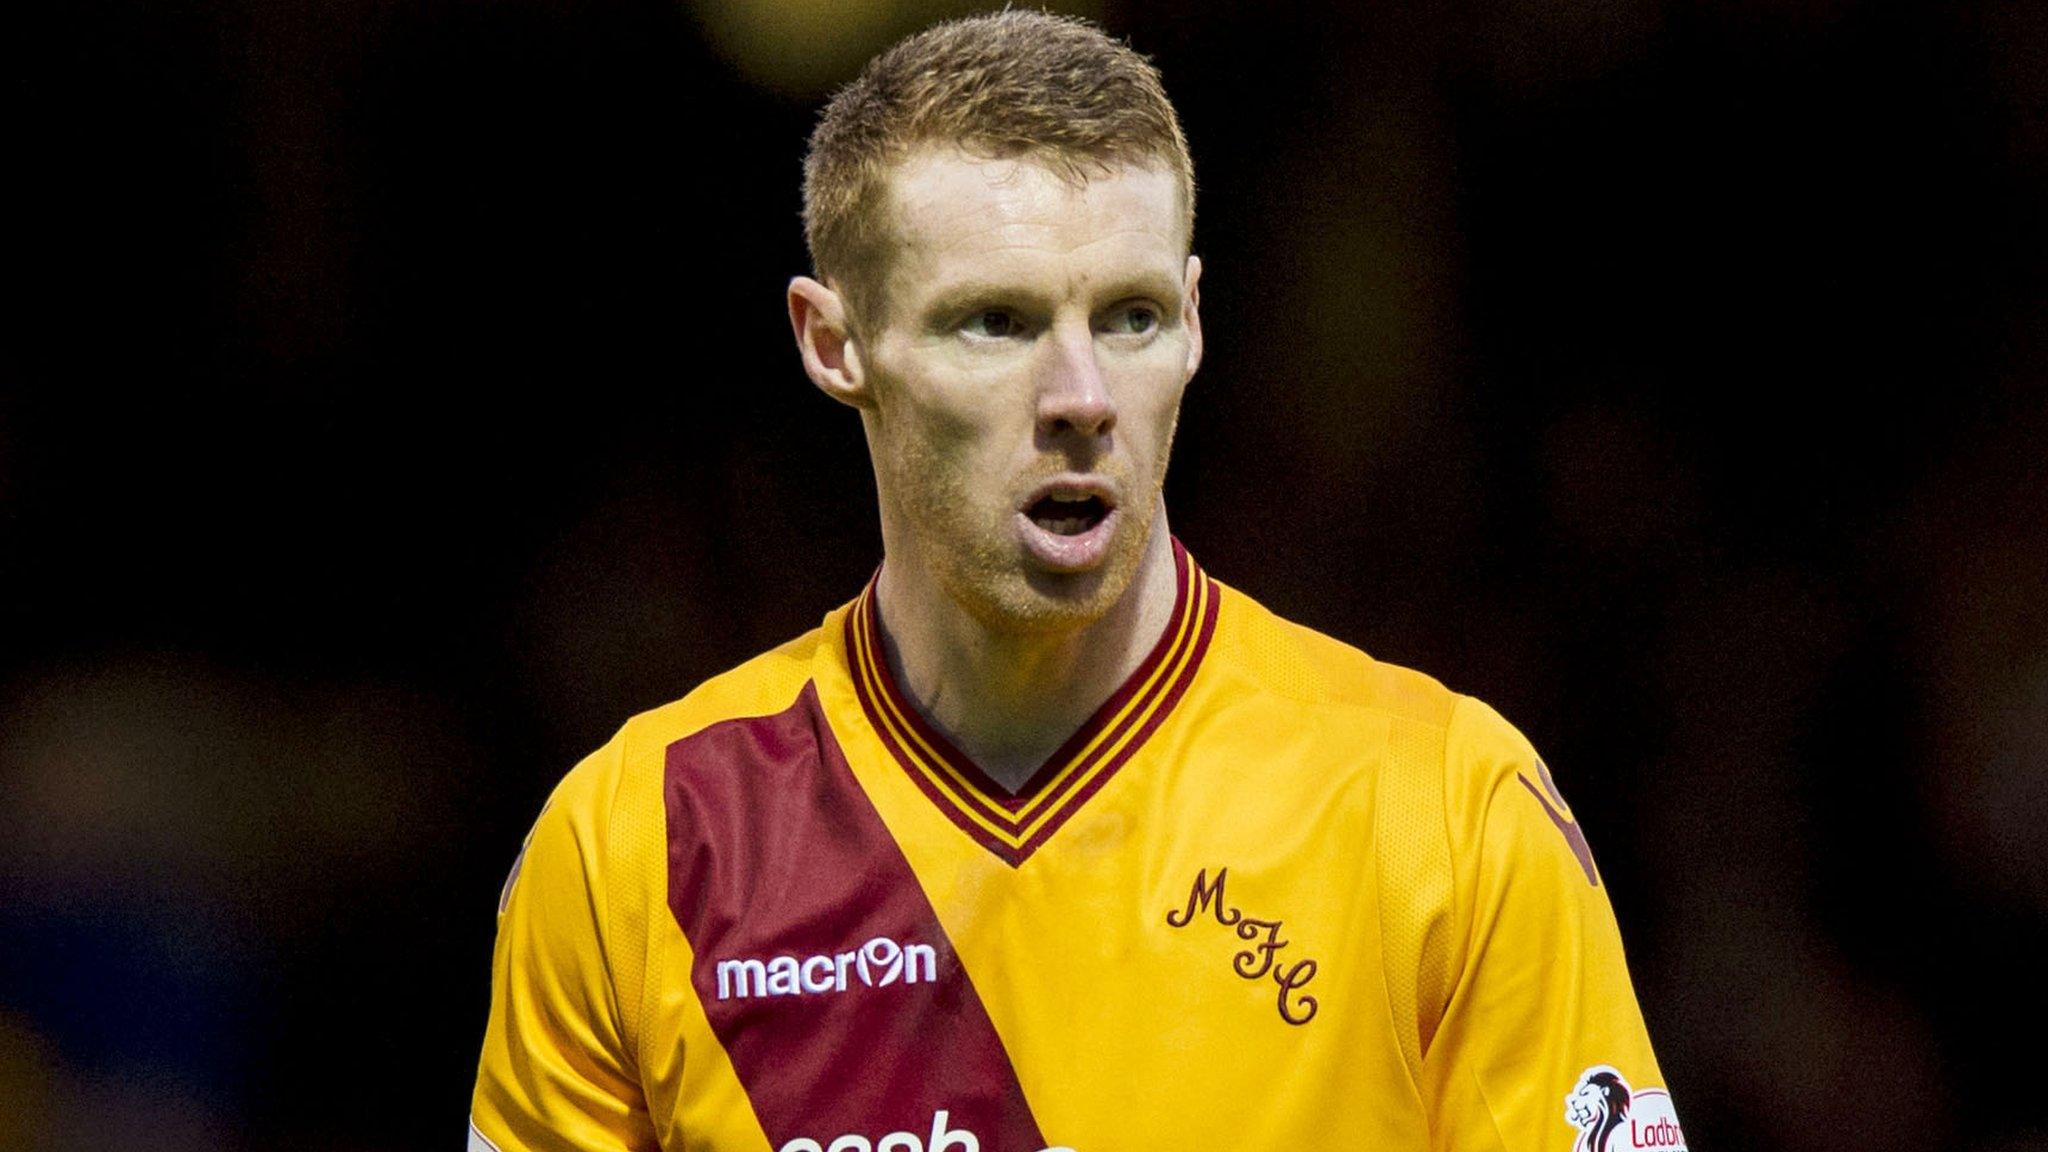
1207, 575, 1460, 733
498, 621, 836, 1000
525, 621, 832, 861
606, 624, 827, 778
1207, 575, 1547, 805
1207, 580, 1594, 902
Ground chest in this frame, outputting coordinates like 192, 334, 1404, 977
659, 744, 1421, 1151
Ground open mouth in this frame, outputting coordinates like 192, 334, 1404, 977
1025, 492, 1111, 537
1016, 479, 1122, 573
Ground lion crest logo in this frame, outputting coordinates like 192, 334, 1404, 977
1565, 1066, 1632, 1152
1563, 1065, 1687, 1151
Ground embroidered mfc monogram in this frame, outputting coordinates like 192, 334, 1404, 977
1166, 867, 1320, 1025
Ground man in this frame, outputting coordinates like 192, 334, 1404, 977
471, 12, 1682, 1152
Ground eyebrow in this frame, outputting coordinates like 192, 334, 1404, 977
917, 272, 1184, 323
919, 280, 1059, 321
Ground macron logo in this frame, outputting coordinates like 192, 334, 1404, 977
716, 935, 939, 1001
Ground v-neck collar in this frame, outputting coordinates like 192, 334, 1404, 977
845, 538, 1221, 867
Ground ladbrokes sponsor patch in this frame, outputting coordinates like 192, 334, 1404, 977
1564, 1065, 1687, 1152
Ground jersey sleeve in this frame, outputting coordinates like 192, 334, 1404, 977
471, 740, 660, 1152
1419, 696, 1682, 1152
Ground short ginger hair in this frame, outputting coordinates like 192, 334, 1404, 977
802, 10, 1194, 328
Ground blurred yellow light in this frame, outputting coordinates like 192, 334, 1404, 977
687, 0, 1104, 97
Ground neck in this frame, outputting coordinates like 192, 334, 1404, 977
873, 516, 1180, 794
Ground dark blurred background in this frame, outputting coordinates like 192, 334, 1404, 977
5, 0, 2044, 1147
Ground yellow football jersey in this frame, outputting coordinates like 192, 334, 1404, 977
471, 542, 1683, 1152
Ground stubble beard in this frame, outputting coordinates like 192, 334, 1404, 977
879, 416, 1177, 639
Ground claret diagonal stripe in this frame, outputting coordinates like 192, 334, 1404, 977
847, 538, 1221, 866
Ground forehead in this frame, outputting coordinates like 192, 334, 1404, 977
875, 150, 1186, 301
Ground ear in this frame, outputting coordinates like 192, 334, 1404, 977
788, 276, 872, 410
1182, 254, 1204, 379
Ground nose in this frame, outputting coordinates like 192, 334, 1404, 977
1037, 325, 1117, 439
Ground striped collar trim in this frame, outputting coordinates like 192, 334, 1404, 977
846, 538, 1221, 867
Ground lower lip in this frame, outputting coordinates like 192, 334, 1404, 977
1016, 505, 1121, 574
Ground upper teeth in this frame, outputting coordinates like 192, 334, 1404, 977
1049, 494, 1090, 504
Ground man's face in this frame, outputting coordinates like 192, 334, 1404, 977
856, 149, 1202, 633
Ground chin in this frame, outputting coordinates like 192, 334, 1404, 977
950, 521, 1154, 636
962, 574, 1118, 635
